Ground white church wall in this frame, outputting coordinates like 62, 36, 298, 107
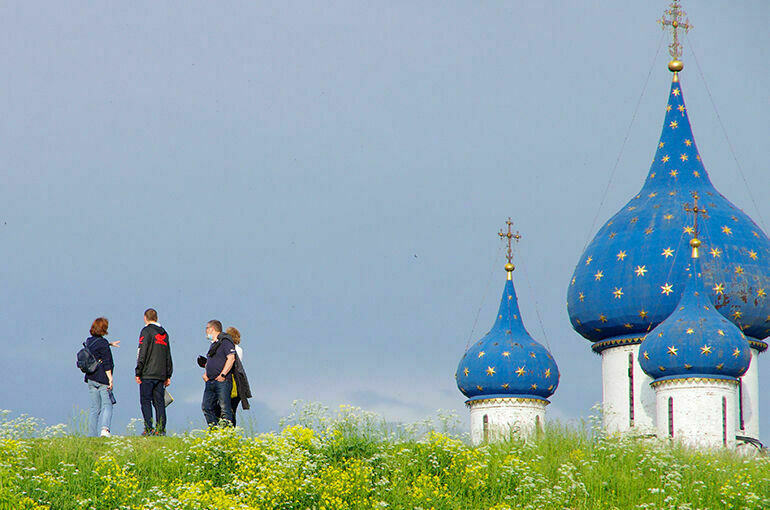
653, 379, 737, 449
468, 398, 547, 445
600, 344, 655, 434
738, 347, 760, 440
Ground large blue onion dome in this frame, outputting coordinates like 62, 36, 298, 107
567, 74, 770, 351
457, 265, 559, 402
638, 241, 751, 382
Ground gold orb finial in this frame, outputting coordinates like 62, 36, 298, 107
689, 238, 701, 248
505, 263, 515, 273
668, 59, 684, 72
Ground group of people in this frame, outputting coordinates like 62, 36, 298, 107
82, 308, 251, 437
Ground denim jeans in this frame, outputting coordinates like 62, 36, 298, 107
202, 379, 233, 426
88, 380, 113, 436
139, 378, 167, 433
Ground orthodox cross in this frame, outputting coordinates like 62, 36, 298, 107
683, 191, 708, 238
658, 0, 692, 60
498, 218, 521, 265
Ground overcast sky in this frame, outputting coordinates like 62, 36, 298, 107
2, 1, 769, 439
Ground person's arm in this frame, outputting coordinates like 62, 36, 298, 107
135, 329, 150, 383
215, 354, 235, 382
106, 370, 113, 390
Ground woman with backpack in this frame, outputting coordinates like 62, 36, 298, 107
84, 317, 116, 437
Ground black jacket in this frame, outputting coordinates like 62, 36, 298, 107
232, 354, 252, 410
135, 323, 173, 380
84, 336, 114, 385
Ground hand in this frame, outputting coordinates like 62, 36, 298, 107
215, 374, 226, 382
202, 373, 209, 382
164, 379, 171, 387
108, 382, 113, 390
135, 376, 142, 384
109, 340, 121, 348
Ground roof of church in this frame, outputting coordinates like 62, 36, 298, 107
567, 75, 770, 349
638, 245, 751, 382
457, 271, 559, 402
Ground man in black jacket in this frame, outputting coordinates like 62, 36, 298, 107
135, 308, 173, 435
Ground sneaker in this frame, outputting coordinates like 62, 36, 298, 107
141, 429, 154, 437
100, 428, 111, 438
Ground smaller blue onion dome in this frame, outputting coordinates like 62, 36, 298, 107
639, 238, 751, 382
456, 265, 559, 401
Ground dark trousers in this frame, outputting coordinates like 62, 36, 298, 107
140, 378, 166, 433
202, 379, 233, 426
231, 397, 240, 427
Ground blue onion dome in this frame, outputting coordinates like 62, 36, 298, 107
567, 74, 770, 351
638, 242, 751, 382
457, 266, 559, 402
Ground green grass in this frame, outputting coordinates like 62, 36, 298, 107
1, 405, 768, 509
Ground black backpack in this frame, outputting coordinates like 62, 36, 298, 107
76, 342, 100, 374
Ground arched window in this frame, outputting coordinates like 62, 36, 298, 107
722, 396, 727, 446
483, 414, 489, 442
668, 397, 674, 438
628, 352, 635, 427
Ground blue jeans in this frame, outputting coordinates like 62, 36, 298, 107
202, 379, 233, 426
88, 380, 113, 436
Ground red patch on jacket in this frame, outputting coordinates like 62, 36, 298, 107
139, 336, 144, 345
154, 334, 168, 346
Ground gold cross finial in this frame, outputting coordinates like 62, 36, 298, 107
498, 218, 521, 277
684, 191, 708, 258
658, 0, 692, 69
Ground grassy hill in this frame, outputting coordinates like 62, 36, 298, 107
1, 405, 768, 510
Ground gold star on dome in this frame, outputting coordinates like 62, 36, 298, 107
662, 155, 670, 163
595, 270, 604, 281
686, 328, 694, 334
680, 154, 688, 161
670, 120, 679, 129
579, 292, 585, 302
661, 283, 674, 295
716, 363, 724, 370
639, 309, 648, 319
722, 225, 733, 235
502, 351, 510, 357
515, 366, 526, 376
672, 88, 680, 96
669, 190, 677, 196
571, 276, 576, 285
670, 169, 679, 177
617, 250, 627, 261
753, 231, 760, 238
649, 192, 658, 198
710, 247, 722, 258
733, 348, 741, 358
613, 288, 623, 299
643, 351, 649, 360
662, 247, 674, 258
608, 232, 617, 239
478, 351, 486, 358
693, 170, 700, 177
530, 383, 538, 390
585, 256, 593, 265
463, 367, 469, 376
715, 330, 724, 337
658, 331, 664, 337
732, 310, 743, 320
645, 227, 654, 235
684, 363, 692, 369
544, 368, 551, 378
683, 226, 694, 234
630, 217, 639, 224
701, 345, 712, 355
476, 385, 483, 391
713, 283, 725, 295
667, 346, 678, 356
664, 214, 674, 221
749, 250, 758, 260
529, 352, 536, 358
758, 289, 766, 298
696, 154, 701, 161
666, 104, 672, 112
502, 383, 509, 389
486, 366, 496, 376
650, 173, 656, 179
624, 323, 633, 329
684, 139, 692, 146
735, 266, 744, 275
635, 265, 648, 277
599, 314, 608, 323
678, 105, 685, 113
659, 142, 665, 148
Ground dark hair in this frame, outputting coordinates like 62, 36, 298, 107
144, 308, 158, 322
90, 317, 109, 337
226, 326, 241, 345
207, 320, 223, 333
